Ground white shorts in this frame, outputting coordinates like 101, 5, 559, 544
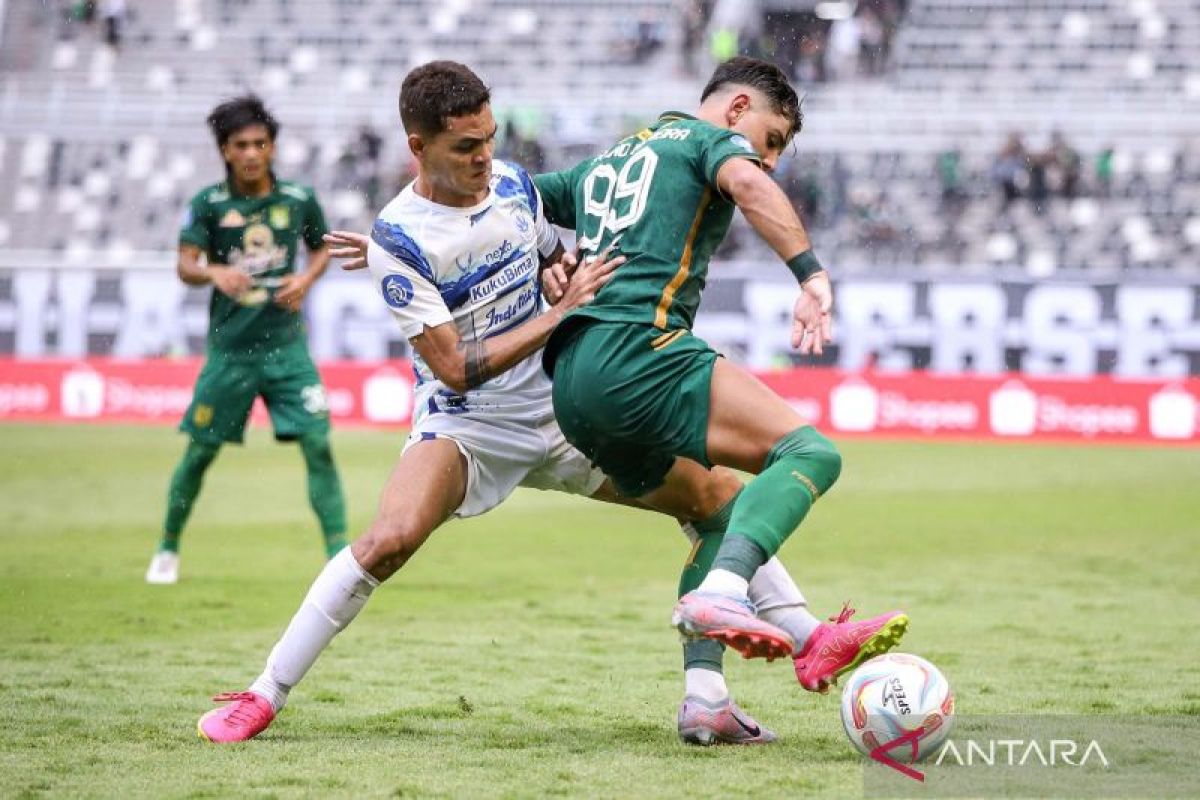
402, 411, 607, 518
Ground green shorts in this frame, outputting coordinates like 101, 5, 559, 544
550, 321, 718, 497
180, 343, 331, 445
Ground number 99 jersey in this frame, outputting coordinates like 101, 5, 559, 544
535, 112, 761, 335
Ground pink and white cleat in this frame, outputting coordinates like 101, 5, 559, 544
793, 603, 909, 693
197, 691, 276, 743
677, 695, 777, 746
672, 591, 794, 661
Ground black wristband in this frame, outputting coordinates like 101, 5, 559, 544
785, 250, 824, 283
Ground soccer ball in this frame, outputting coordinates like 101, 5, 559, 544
840, 653, 955, 762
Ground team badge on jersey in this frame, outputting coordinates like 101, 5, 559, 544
730, 134, 756, 154
193, 404, 214, 427
269, 205, 291, 229
381, 274, 415, 309
219, 209, 246, 228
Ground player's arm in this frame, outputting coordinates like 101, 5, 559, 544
176, 243, 251, 297
277, 191, 334, 311
177, 193, 250, 297
412, 251, 621, 393
274, 244, 331, 312
716, 157, 834, 355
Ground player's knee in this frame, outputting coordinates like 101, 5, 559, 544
185, 439, 221, 469
361, 512, 424, 563
771, 426, 842, 496
699, 466, 743, 516
298, 431, 333, 465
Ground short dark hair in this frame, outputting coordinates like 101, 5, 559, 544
701, 56, 803, 138
206, 94, 280, 147
399, 61, 491, 137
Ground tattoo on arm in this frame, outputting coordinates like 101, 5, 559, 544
458, 339, 494, 389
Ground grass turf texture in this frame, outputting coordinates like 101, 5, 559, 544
1, 423, 1197, 798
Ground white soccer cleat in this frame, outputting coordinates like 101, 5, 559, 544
145, 550, 180, 584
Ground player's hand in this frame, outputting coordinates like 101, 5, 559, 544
553, 248, 623, 315
323, 230, 370, 271
791, 271, 834, 355
541, 251, 577, 305
208, 266, 253, 299
273, 273, 312, 312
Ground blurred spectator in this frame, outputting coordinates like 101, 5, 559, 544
761, 9, 825, 82
355, 124, 383, 209
708, 0, 760, 61
100, 0, 126, 48
1095, 147, 1114, 197
615, 11, 665, 65
992, 133, 1027, 208
1027, 149, 1049, 214
851, 186, 900, 245
1047, 130, 1081, 199
828, 13, 862, 81
337, 123, 385, 209
677, 0, 706, 76
857, 8, 885, 76
498, 120, 548, 174
937, 148, 966, 213
71, 0, 97, 24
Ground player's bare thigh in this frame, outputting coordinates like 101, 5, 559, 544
704, 357, 811, 474
352, 438, 467, 582
590, 460, 743, 523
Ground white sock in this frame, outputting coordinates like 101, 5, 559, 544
684, 667, 729, 704
697, 568, 749, 599
750, 557, 821, 654
249, 547, 379, 712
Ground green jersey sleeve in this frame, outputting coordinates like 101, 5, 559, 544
300, 189, 330, 250
697, 129, 762, 190
179, 191, 212, 249
534, 165, 584, 228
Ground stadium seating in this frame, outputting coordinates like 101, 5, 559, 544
0, 0, 1195, 276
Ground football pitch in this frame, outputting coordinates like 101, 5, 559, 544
1, 423, 1197, 798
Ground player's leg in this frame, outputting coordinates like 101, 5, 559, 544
678, 358, 907, 674
198, 438, 465, 743
297, 430, 348, 557
148, 355, 256, 584
262, 347, 348, 557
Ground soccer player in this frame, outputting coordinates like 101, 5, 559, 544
537, 57, 909, 673
197, 62, 827, 747
144, 96, 348, 585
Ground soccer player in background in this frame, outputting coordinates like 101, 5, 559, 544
538, 57, 909, 672
197, 62, 834, 747
144, 96, 348, 585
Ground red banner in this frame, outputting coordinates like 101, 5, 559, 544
0, 358, 1196, 444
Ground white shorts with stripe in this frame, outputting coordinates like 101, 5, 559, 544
401, 407, 606, 518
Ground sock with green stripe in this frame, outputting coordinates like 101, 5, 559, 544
703, 426, 841, 589
159, 439, 221, 553
298, 431, 348, 558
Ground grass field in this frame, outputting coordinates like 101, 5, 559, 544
1, 423, 1198, 798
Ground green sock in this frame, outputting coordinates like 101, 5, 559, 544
679, 490, 742, 672
713, 427, 842, 581
160, 439, 221, 552
298, 431, 348, 557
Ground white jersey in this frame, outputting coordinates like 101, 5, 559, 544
367, 160, 561, 424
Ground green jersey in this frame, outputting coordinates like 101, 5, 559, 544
179, 178, 329, 355
536, 111, 760, 332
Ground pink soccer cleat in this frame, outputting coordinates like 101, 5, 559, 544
197, 691, 276, 743
793, 603, 909, 693
672, 591, 795, 661
677, 695, 777, 746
